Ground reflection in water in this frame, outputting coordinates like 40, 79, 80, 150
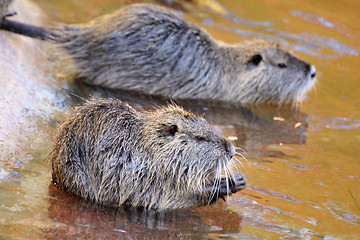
310, 115, 360, 130
227, 196, 327, 239
73, 83, 310, 163
44, 184, 244, 239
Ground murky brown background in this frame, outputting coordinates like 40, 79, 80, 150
0, 0, 359, 239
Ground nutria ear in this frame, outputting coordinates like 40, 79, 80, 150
247, 54, 262, 67
163, 124, 178, 137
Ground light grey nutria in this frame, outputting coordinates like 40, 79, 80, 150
0, 3, 316, 104
50, 98, 246, 209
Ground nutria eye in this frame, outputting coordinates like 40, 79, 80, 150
248, 54, 262, 66
195, 136, 205, 141
278, 63, 287, 68
163, 124, 178, 137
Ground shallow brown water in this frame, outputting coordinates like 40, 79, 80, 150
1, 0, 359, 239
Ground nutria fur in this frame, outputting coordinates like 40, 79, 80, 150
50, 98, 246, 209
0, 3, 316, 104
0, 0, 12, 16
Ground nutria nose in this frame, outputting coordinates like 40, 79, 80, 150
223, 138, 235, 158
306, 64, 316, 79
310, 65, 316, 79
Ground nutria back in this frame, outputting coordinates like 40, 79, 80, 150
50, 98, 246, 209
47, 4, 316, 104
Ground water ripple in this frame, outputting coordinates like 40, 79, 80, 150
310, 116, 360, 131
323, 201, 360, 225
241, 217, 325, 239
247, 185, 302, 203
277, 32, 358, 56
290, 10, 359, 40
285, 162, 313, 170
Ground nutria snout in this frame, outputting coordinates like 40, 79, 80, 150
50, 98, 246, 209
1, 4, 316, 105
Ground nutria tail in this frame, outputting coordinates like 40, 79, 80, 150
0, 12, 67, 42
0, 13, 51, 40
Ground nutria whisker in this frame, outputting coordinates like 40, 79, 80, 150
234, 152, 248, 164
224, 161, 233, 196
234, 146, 247, 155
235, 151, 247, 159
228, 160, 239, 174
210, 163, 220, 202
208, 166, 221, 205
232, 156, 246, 171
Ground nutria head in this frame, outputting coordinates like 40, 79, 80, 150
141, 104, 235, 184
135, 104, 240, 208
225, 39, 316, 104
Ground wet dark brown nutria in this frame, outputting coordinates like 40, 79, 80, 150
50, 98, 246, 209
0, 3, 316, 104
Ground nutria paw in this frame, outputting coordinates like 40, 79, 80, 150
220, 172, 246, 195
230, 172, 247, 192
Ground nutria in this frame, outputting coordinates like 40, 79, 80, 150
0, 3, 316, 104
50, 98, 246, 209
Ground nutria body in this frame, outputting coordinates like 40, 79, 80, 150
1, 4, 316, 104
50, 98, 246, 209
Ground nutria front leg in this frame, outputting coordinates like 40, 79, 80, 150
204, 172, 246, 205
219, 172, 246, 196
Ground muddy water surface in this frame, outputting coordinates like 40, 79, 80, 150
0, 0, 359, 239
